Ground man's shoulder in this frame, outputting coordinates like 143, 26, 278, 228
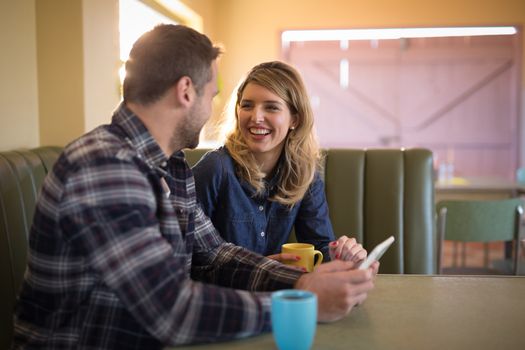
62, 125, 136, 167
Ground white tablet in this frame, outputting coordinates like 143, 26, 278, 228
358, 235, 395, 270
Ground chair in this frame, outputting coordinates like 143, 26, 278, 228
436, 198, 524, 275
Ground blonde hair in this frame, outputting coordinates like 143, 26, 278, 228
225, 61, 320, 206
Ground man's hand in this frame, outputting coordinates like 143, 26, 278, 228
294, 260, 378, 322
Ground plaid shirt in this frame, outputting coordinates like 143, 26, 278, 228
12, 103, 302, 349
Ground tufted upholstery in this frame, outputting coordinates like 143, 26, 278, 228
0, 146, 435, 348
0, 147, 62, 348
188, 148, 436, 275
323, 149, 435, 274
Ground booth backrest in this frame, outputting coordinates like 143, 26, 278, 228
187, 148, 436, 275
0, 146, 435, 348
0, 146, 62, 348
322, 149, 435, 274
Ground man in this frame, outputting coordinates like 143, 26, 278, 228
12, 24, 377, 349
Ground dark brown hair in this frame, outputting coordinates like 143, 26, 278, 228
123, 24, 221, 104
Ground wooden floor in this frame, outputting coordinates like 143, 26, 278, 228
442, 241, 503, 267
441, 241, 515, 275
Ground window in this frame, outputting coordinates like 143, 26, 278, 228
118, 0, 202, 84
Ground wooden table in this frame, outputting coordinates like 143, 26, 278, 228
173, 275, 525, 350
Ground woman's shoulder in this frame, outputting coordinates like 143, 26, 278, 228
305, 170, 326, 194
193, 146, 235, 173
311, 170, 324, 184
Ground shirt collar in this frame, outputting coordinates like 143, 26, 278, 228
224, 146, 283, 199
111, 102, 168, 169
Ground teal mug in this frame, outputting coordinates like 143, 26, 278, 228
271, 290, 317, 350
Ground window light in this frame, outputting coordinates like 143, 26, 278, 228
282, 26, 518, 46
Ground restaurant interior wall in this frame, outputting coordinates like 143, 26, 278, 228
206, 0, 525, 168
0, 1, 39, 150
35, 0, 86, 147
1, 0, 525, 171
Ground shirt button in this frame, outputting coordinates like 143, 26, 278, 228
160, 161, 167, 167
258, 205, 264, 211
177, 209, 184, 215
260, 231, 265, 237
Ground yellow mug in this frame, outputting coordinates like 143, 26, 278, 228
282, 243, 323, 272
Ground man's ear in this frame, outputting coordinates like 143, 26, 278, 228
174, 76, 195, 107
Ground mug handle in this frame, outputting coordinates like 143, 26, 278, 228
313, 250, 323, 268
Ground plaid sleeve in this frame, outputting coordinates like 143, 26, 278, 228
191, 205, 304, 291
59, 158, 299, 345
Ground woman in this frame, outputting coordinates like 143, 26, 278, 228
192, 61, 365, 265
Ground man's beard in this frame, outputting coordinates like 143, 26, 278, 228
184, 127, 201, 149
170, 100, 205, 151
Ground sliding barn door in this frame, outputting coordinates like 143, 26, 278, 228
285, 34, 521, 179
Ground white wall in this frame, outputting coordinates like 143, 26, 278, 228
0, 0, 39, 150
82, 0, 121, 132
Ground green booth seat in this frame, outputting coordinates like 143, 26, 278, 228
0, 147, 61, 349
186, 148, 436, 275
0, 146, 435, 349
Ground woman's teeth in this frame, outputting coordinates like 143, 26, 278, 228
249, 128, 271, 135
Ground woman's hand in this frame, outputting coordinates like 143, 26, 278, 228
267, 253, 306, 272
329, 236, 367, 263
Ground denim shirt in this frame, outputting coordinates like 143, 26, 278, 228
192, 147, 335, 258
